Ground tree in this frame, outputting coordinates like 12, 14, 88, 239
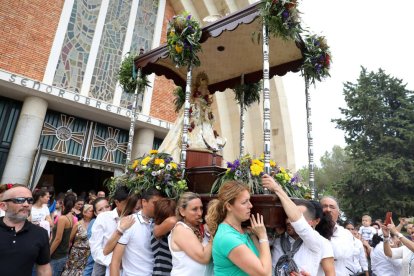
299, 145, 350, 197
333, 67, 414, 221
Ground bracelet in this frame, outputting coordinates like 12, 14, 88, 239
116, 226, 124, 235
383, 237, 390, 242
259, 239, 269, 244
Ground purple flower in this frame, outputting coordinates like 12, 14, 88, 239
282, 10, 289, 20
165, 174, 171, 180
187, 14, 192, 20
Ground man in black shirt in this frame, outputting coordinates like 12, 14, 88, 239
0, 184, 51, 276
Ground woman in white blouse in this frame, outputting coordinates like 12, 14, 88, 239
382, 220, 414, 276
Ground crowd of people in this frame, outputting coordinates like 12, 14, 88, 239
1, 179, 414, 276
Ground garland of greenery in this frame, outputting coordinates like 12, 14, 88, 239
260, 0, 302, 40
117, 52, 151, 94
167, 12, 202, 67
233, 81, 262, 109
301, 34, 331, 84
173, 86, 185, 113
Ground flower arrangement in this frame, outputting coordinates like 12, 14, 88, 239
167, 12, 202, 67
211, 154, 311, 198
106, 150, 188, 199
301, 34, 331, 84
260, 0, 302, 40
117, 52, 151, 94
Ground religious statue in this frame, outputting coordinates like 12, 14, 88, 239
158, 72, 226, 163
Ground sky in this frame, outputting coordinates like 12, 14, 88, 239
282, 0, 414, 169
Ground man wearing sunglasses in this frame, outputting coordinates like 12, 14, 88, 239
0, 184, 52, 276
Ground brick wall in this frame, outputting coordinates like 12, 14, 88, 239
149, 0, 178, 123
0, 0, 64, 81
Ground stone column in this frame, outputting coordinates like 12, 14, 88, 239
131, 128, 155, 159
1, 96, 48, 184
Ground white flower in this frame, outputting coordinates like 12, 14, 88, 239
142, 165, 147, 170
166, 164, 172, 171
151, 171, 157, 176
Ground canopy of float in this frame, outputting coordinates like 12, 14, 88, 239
134, 2, 304, 93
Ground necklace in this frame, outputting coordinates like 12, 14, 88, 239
224, 220, 243, 234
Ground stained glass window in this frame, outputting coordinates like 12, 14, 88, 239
53, 0, 101, 93
89, 0, 132, 102
120, 0, 159, 108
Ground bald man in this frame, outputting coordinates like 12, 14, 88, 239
0, 185, 52, 276
320, 196, 354, 276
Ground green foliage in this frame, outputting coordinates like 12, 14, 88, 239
173, 86, 185, 113
298, 145, 350, 197
233, 82, 262, 110
332, 67, 414, 220
260, 0, 302, 40
167, 12, 202, 67
117, 53, 151, 94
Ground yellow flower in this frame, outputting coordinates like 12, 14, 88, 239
131, 160, 139, 169
250, 164, 263, 176
170, 162, 178, 169
175, 44, 183, 53
270, 160, 276, 167
284, 173, 290, 181
141, 156, 151, 166
150, 149, 158, 154
280, 167, 286, 174
226, 168, 231, 173
252, 159, 264, 168
154, 159, 165, 166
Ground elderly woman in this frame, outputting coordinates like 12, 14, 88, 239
206, 181, 271, 276
168, 192, 212, 275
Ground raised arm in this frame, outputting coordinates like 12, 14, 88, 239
153, 216, 177, 239
261, 174, 301, 222
103, 215, 135, 256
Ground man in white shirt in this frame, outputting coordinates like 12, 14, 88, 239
320, 196, 354, 276
263, 175, 325, 276
110, 188, 164, 276
89, 186, 129, 276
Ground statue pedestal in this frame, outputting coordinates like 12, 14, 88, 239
200, 194, 286, 228
186, 166, 226, 194
186, 149, 223, 168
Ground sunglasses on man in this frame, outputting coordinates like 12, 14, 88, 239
2, 197, 34, 204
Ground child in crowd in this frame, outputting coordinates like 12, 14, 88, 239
358, 215, 377, 244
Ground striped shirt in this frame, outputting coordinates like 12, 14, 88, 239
151, 232, 173, 275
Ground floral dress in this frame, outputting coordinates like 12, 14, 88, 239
62, 222, 90, 276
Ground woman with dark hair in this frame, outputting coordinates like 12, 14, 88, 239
308, 200, 335, 276
102, 194, 138, 256
343, 220, 370, 276
370, 233, 401, 275
169, 192, 213, 275
206, 181, 271, 276
72, 197, 85, 220
152, 198, 177, 275
30, 188, 53, 236
50, 193, 76, 276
